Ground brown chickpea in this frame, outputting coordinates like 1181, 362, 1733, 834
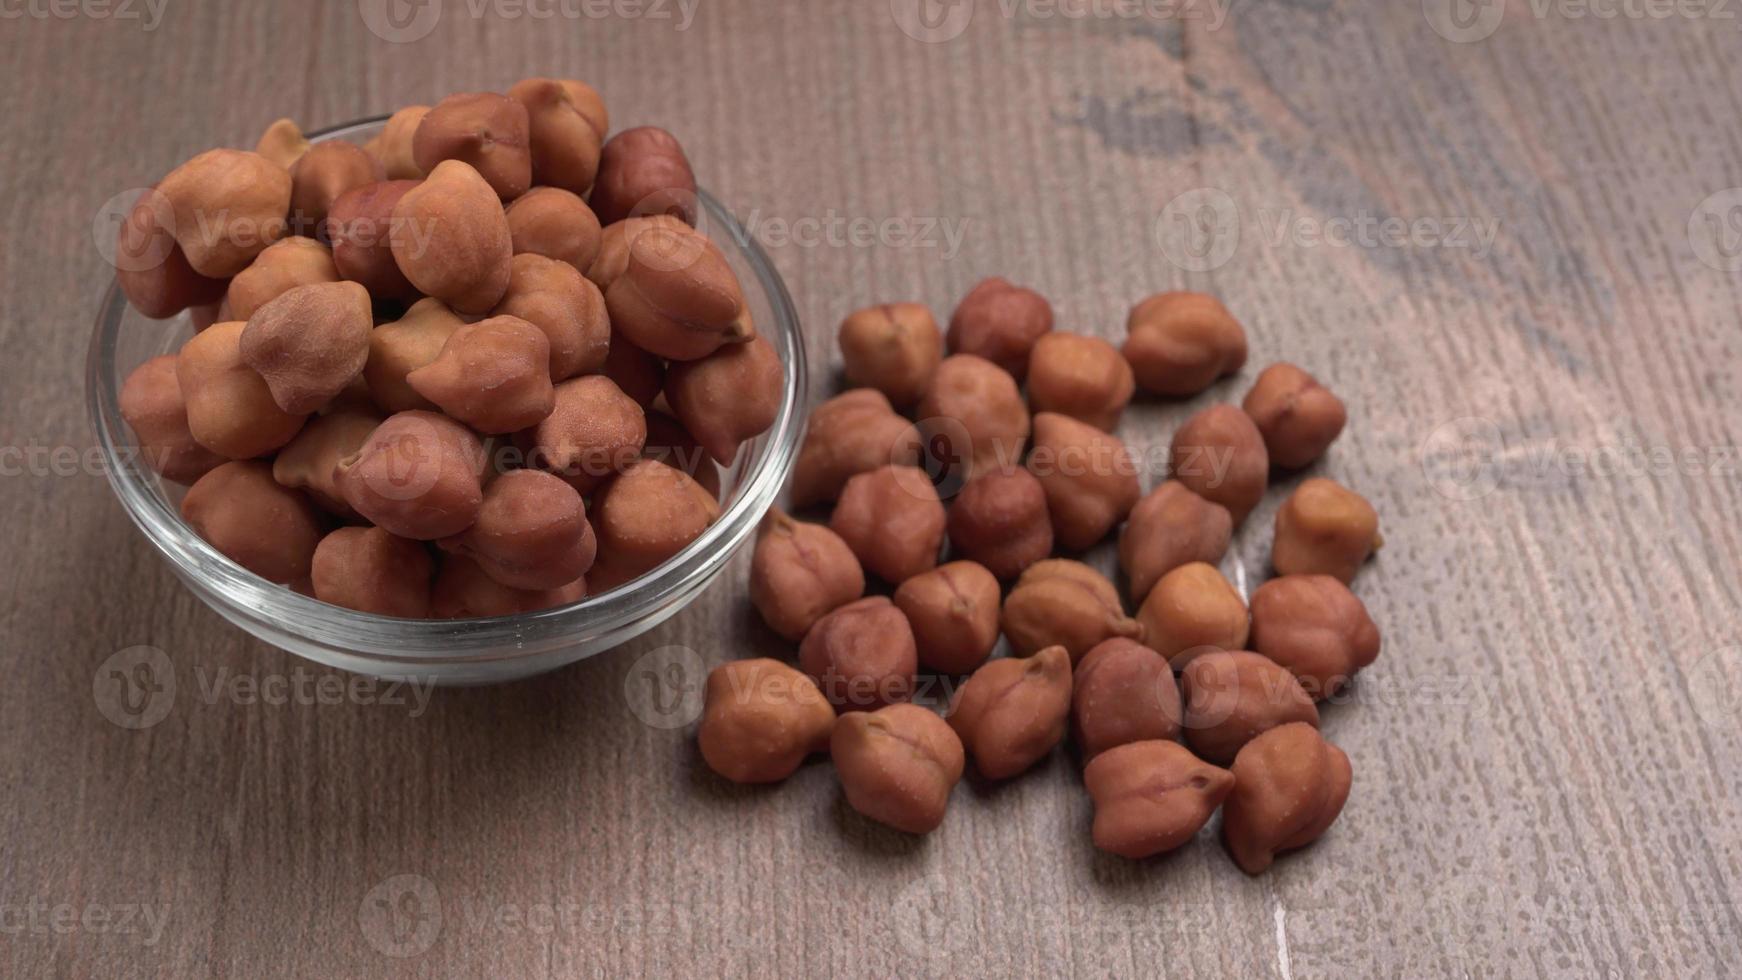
328, 180, 421, 302
1180, 650, 1319, 765
589, 126, 698, 226
507, 78, 605, 195
945, 465, 1053, 581
1071, 638, 1182, 761
1136, 562, 1249, 669
373, 105, 430, 180
591, 459, 721, 580
240, 281, 373, 415
225, 236, 339, 321
1242, 363, 1347, 469
438, 469, 596, 590
788, 389, 921, 509
113, 187, 227, 320
663, 335, 782, 465
1272, 477, 1382, 583
798, 596, 917, 711
271, 410, 381, 516
491, 254, 611, 383
521, 375, 647, 493
1026, 412, 1140, 552
1222, 723, 1352, 875
413, 92, 532, 200
1169, 404, 1268, 525
916, 354, 1030, 480
1118, 481, 1233, 605
287, 141, 383, 239
364, 298, 465, 413
1026, 333, 1136, 431
947, 645, 1072, 779
310, 526, 434, 618
504, 186, 603, 274
833, 704, 965, 834
1121, 291, 1248, 397
1001, 559, 1142, 664
1248, 575, 1381, 700
699, 659, 835, 784
893, 561, 1002, 675
946, 277, 1053, 379
605, 225, 752, 361
1085, 741, 1233, 859
829, 465, 946, 584
176, 321, 307, 460
182, 460, 325, 585
335, 410, 487, 540
430, 553, 586, 618
156, 149, 292, 278
837, 303, 942, 409
407, 315, 555, 434
748, 511, 865, 641
390, 159, 513, 314
118, 355, 224, 484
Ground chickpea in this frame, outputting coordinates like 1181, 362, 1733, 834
1118, 480, 1233, 605
364, 298, 465, 414
156, 149, 293, 278
1121, 291, 1248, 397
788, 389, 921, 509
335, 410, 487, 541
605, 225, 752, 361
946, 277, 1053, 379
833, 704, 964, 834
113, 187, 226, 320
1169, 404, 1268, 525
176, 321, 307, 460
430, 554, 587, 618
945, 465, 1053, 581
699, 659, 835, 784
1179, 650, 1318, 765
1222, 723, 1351, 875
240, 281, 373, 415
1135, 562, 1249, 669
1248, 574, 1381, 700
663, 335, 782, 465
406, 315, 556, 434
1071, 638, 1182, 761
1025, 412, 1140, 551
1085, 741, 1233, 859
254, 117, 310, 170
413, 92, 532, 200
520, 375, 647, 493
182, 461, 325, 585
504, 186, 603, 274
1001, 559, 1142, 664
118, 355, 224, 485
287, 141, 383, 239
591, 459, 721, 581
1025, 333, 1135, 431
829, 465, 946, 584
798, 596, 917, 712
390, 159, 513, 314
225, 236, 339, 321
328, 180, 420, 302
589, 126, 697, 226
916, 353, 1030, 481
947, 646, 1072, 779
749, 511, 865, 641
893, 560, 1002, 675
1272, 477, 1381, 583
310, 526, 434, 618
507, 78, 606, 196
271, 410, 381, 516
372, 105, 430, 180
438, 469, 596, 591
837, 303, 942, 409
1242, 363, 1347, 469
492, 252, 611, 382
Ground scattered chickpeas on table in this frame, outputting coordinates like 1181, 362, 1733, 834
711, 281, 1385, 878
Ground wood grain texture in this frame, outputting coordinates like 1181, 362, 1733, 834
2, 1, 1739, 976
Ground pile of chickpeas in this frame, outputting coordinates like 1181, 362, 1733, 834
117, 82, 785, 617
702, 285, 1384, 873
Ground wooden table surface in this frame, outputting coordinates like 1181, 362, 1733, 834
4, 1, 1740, 976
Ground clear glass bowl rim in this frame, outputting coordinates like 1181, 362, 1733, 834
85, 115, 807, 670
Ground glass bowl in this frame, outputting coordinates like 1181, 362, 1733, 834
86, 116, 807, 685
